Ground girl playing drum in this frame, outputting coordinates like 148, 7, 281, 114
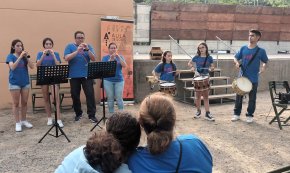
152, 51, 179, 95
188, 42, 215, 121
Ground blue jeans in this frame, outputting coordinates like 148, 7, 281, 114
104, 80, 124, 113
234, 83, 258, 117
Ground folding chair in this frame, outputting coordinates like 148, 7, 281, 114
267, 165, 290, 173
30, 74, 50, 113
59, 82, 73, 111
268, 81, 290, 130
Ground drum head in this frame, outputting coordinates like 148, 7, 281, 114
236, 77, 252, 92
193, 76, 209, 81
160, 82, 176, 87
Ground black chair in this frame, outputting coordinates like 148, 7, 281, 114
267, 165, 290, 173
268, 81, 290, 130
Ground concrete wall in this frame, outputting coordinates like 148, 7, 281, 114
133, 3, 151, 42
0, 0, 133, 109
133, 58, 290, 103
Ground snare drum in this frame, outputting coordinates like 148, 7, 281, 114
232, 77, 252, 95
193, 76, 210, 92
159, 82, 177, 96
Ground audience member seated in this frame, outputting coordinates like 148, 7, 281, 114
55, 131, 130, 173
128, 92, 213, 173
55, 111, 141, 173
105, 111, 141, 161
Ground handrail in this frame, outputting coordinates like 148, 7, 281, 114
216, 36, 237, 54
168, 35, 192, 59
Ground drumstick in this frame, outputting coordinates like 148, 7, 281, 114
167, 71, 176, 73
198, 68, 210, 69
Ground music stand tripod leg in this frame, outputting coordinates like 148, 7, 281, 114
91, 78, 106, 131
39, 84, 71, 143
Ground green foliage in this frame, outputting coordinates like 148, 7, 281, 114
135, 0, 290, 7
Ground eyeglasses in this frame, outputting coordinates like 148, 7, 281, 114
76, 37, 85, 40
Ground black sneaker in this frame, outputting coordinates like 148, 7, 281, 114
194, 110, 201, 119
75, 114, 82, 121
205, 112, 215, 121
89, 116, 98, 123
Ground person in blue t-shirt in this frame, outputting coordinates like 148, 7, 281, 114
55, 111, 141, 173
36, 37, 63, 127
232, 29, 268, 123
6, 39, 34, 132
55, 131, 131, 173
188, 42, 215, 121
64, 31, 98, 123
128, 92, 213, 173
152, 51, 179, 82
102, 42, 127, 114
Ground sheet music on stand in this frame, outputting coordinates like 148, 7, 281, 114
36, 65, 69, 85
87, 61, 117, 80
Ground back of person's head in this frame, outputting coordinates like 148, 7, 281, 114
139, 92, 176, 155
84, 131, 122, 173
106, 111, 141, 159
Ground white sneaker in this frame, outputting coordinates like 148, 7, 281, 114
21, 120, 33, 128
231, 115, 240, 122
57, 120, 64, 128
246, 117, 253, 123
15, 123, 22, 132
47, 118, 53, 126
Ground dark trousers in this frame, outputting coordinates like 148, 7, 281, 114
234, 83, 258, 117
70, 78, 96, 118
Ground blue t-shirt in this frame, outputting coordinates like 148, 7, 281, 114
64, 43, 95, 78
128, 134, 213, 173
235, 45, 268, 83
6, 54, 30, 87
102, 55, 125, 82
154, 63, 177, 82
191, 55, 214, 75
36, 52, 61, 66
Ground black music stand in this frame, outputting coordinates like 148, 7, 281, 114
38, 65, 71, 143
87, 61, 117, 131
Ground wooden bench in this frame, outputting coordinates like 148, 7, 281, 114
59, 84, 72, 111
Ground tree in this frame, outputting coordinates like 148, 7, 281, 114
134, 0, 290, 7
